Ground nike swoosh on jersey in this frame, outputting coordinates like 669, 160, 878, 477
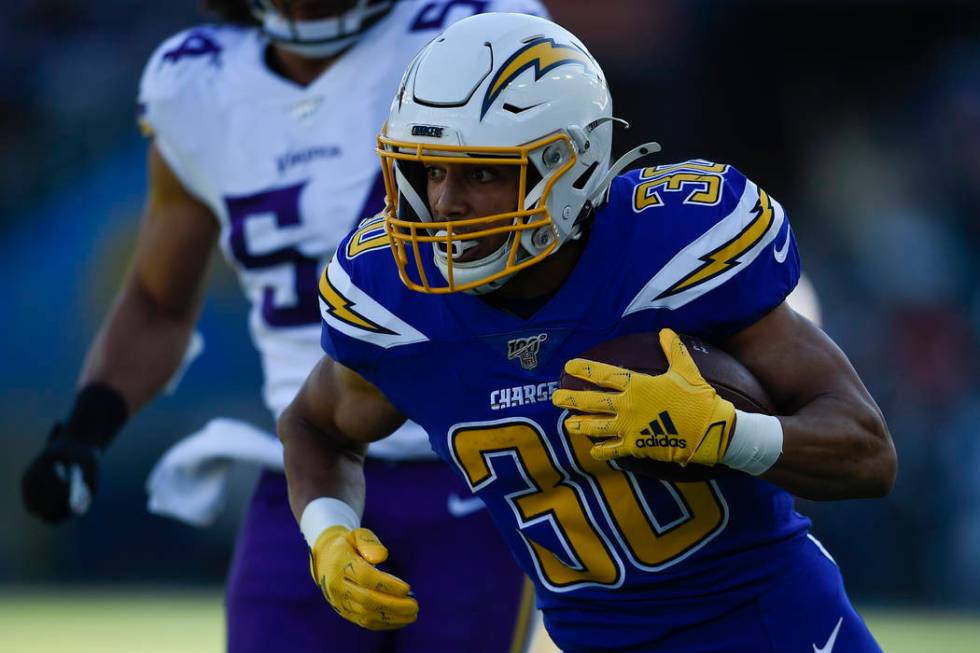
773, 226, 792, 263
813, 616, 843, 653
447, 493, 486, 518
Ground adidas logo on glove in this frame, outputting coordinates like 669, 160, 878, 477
635, 411, 687, 449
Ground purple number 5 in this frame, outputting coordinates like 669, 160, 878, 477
410, 0, 489, 31
224, 182, 321, 328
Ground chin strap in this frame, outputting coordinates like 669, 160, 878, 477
591, 141, 662, 206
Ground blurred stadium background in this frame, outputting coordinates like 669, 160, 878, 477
2, 1, 979, 651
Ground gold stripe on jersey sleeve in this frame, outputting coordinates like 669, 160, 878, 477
656, 189, 775, 299
318, 268, 396, 335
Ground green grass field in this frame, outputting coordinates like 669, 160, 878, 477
0, 589, 977, 652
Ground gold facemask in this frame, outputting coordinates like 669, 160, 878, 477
376, 132, 577, 294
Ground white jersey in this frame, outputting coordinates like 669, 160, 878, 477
138, 0, 548, 459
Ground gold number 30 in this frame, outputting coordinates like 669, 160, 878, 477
632, 161, 729, 212
449, 417, 728, 593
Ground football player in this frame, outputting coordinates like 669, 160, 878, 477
20, 2, 549, 652
281, 12, 896, 652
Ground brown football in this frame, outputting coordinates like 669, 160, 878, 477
559, 332, 775, 481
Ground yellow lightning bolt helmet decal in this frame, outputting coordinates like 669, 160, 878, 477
482, 38, 593, 119
318, 268, 396, 335
657, 190, 775, 299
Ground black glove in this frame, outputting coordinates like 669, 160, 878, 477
21, 383, 128, 524
21, 424, 99, 523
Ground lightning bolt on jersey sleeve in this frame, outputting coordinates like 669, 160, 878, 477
319, 254, 429, 361
614, 160, 801, 338
319, 220, 432, 385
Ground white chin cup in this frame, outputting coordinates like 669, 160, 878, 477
431, 232, 516, 293
433, 233, 478, 261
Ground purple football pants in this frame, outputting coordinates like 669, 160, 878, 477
225, 459, 529, 653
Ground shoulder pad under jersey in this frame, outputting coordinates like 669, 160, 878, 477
137, 25, 251, 135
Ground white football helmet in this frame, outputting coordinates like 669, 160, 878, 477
378, 12, 658, 294
249, 0, 395, 58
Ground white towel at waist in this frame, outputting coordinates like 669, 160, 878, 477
146, 418, 283, 527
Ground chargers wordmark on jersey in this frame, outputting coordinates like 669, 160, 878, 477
490, 382, 559, 411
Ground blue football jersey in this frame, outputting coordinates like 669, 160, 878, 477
320, 161, 810, 650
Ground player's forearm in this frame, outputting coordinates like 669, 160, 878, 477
760, 394, 896, 501
79, 274, 201, 413
278, 404, 367, 525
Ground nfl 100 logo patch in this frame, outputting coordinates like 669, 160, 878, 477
507, 333, 548, 370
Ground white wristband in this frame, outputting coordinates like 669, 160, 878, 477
722, 410, 784, 476
300, 497, 360, 548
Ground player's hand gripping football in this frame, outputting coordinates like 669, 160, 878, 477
553, 328, 736, 467
21, 423, 97, 523
309, 525, 419, 630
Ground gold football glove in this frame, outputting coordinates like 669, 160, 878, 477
309, 525, 418, 630
553, 328, 736, 467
